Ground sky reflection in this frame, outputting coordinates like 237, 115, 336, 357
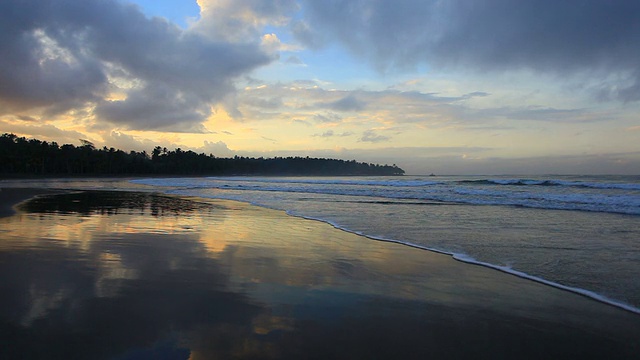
0, 191, 638, 359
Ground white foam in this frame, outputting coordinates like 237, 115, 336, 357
480, 178, 640, 191
200, 176, 442, 187
449, 254, 640, 315
132, 177, 640, 215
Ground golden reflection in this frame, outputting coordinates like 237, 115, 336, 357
1, 193, 516, 309
95, 252, 138, 298
193, 204, 449, 296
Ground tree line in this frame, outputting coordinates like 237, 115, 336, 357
0, 133, 405, 176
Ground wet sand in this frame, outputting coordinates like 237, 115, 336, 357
1, 190, 639, 359
0, 187, 63, 218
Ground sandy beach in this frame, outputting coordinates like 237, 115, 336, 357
1, 189, 639, 359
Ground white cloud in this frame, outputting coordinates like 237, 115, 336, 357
192, 0, 299, 42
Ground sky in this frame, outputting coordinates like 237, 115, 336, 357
1, 0, 639, 175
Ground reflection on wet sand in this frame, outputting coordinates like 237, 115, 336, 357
0, 191, 639, 359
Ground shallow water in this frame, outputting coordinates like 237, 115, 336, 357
1, 191, 639, 359
125, 175, 640, 312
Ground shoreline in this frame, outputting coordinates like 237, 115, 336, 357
290, 210, 640, 316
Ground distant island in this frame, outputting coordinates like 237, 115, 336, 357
0, 133, 405, 177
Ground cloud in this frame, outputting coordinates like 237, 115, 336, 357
322, 94, 367, 112
100, 131, 163, 152
463, 92, 491, 99
0, 0, 273, 130
285, 55, 306, 66
472, 106, 602, 123
241, 95, 283, 110
360, 130, 390, 143
312, 130, 353, 138
312, 113, 342, 124
292, 119, 311, 126
298, 0, 640, 101
314, 130, 335, 138
0, 119, 92, 146
16, 115, 38, 122
237, 81, 607, 132
290, 20, 322, 49
193, 0, 299, 42
94, 84, 213, 132
199, 139, 234, 157
237, 83, 466, 123
98, 131, 236, 156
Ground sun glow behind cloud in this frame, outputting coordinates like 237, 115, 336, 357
0, 0, 639, 174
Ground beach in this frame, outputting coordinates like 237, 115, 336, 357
1, 187, 639, 359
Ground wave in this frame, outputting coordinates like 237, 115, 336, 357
459, 178, 640, 190
133, 176, 640, 191
203, 176, 442, 187
132, 177, 640, 216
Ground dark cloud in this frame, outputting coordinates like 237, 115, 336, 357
0, 0, 272, 129
298, 0, 640, 101
16, 115, 38, 122
94, 84, 212, 131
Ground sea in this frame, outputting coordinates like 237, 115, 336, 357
4, 174, 640, 314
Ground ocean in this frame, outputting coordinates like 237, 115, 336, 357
3, 174, 640, 313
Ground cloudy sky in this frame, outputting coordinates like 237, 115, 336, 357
1, 0, 639, 174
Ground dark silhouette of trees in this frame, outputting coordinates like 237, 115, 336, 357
0, 133, 405, 177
